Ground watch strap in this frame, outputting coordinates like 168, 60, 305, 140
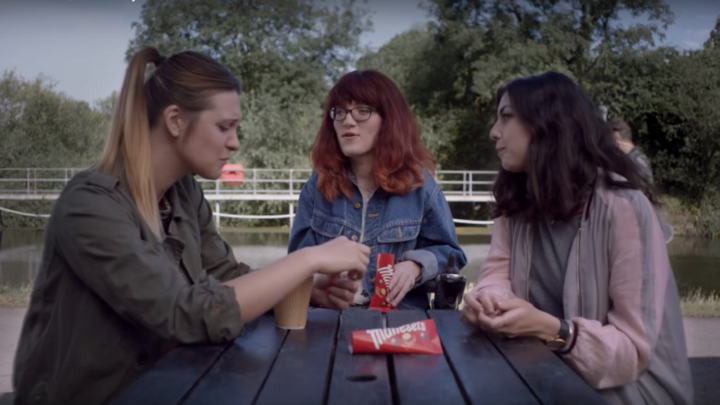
558, 318, 570, 341
559, 320, 579, 355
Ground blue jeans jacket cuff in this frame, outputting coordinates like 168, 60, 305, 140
402, 250, 438, 285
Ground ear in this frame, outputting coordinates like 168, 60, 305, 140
162, 105, 185, 139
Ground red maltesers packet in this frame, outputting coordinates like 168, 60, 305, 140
369, 253, 396, 312
349, 319, 443, 354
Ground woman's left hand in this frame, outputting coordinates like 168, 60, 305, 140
386, 261, 421, 307
477, 298, 560, 340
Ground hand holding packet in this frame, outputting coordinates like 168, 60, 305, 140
369, 253, 397, 312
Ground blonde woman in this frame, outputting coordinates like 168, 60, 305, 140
12, 46, 369, 405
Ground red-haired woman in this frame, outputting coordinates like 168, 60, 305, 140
288, 70, 467, 310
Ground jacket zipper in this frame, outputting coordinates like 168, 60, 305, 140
359, 190, 374, 243
576, 226, 582, 316
526, 225, 531, 300
576, 190, 592, 316
360, 201, 368, 243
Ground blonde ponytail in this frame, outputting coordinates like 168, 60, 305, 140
97, 46, 241, 240
98, 47, 162, 238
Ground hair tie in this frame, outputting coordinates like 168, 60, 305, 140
154, 55, 167, 67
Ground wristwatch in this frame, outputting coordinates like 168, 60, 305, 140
544, 318, 573, 351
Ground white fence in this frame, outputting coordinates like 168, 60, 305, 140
0, 167, 497, 226
0, 168, 496, 200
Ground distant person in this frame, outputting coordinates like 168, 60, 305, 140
610, 117, 674, 243
288, 70, 467, 310
610, 118, 654, 185
12, 46, 369, 405
461, 72, 692, 405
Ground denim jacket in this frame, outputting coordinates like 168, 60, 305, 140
288, 170, 467, 309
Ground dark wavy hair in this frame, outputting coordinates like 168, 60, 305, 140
311, 70, 436, 201
491, 71, 655, 222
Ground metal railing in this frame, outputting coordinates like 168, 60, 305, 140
0, 168, 498, 200
0, 203, 494, 226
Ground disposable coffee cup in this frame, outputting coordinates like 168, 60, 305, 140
274, 276, 313, 329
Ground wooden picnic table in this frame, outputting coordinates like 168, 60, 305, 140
110, 309, 606, 405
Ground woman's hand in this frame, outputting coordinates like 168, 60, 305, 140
386, 261, 421, 306
311, 274, 359, 310
311, 236, 370, 280
461, 285, 515, 326
475, 298, 560, 340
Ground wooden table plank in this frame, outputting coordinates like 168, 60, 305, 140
326, 309, 392, 405
486, 335, 606, 405
254, 309, 340, 405
109, 343, 230, 405
181, 314, 287, 405
428, 310, 540, 405
387, 310, 467, 405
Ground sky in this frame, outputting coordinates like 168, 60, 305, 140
0, 0, 717, 104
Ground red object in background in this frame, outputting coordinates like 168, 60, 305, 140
369, 254, 396, 312
349, 319, 443, 354
221, 164, 245, 186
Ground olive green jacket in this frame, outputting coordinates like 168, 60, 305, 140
13, 169, 249, 405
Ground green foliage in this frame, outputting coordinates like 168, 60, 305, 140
0, 71, 110, 168
128, 0, 371, 99
359, 0, 720, 232
127, 0, 372, 176
0, 71, 115, 228
697, 188, 720, 238
3, 0, 720, 235
123, 0, 373, 227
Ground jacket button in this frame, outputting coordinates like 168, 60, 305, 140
353, 202, 361, 209
137, 351, 149, 366
351, 235, 358, 241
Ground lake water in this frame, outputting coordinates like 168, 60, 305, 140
1, 229, 719, 296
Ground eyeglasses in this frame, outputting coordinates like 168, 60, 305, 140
329, 107, 377, 122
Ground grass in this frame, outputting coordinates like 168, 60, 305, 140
0, 283, 32, 308
657, 195, 695, 237
680, 288, 720, 318
455, 226, 493, 236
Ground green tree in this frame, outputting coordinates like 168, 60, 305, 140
0, 70, 112, 228
629, 46, 720, 219
0, 70, 108, 168
356, 29, 454, 163
358, 0, 697, 225
419, 0, 674, 168
126, 0, 372, 226
703, 16, 720, 50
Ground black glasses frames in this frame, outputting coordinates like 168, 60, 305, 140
329, 107, 377, 122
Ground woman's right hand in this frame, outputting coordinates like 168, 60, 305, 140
311, 236, 370, 280
461, 286, 515, 326
311, 274, 359, 309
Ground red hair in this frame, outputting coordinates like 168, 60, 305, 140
311, 70, 436, 201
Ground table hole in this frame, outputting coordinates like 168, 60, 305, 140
346, 374, 377, 382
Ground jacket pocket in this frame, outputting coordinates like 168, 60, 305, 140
377, 223, 421, 243
373, 223, 422, 269
311, 212, 345, 241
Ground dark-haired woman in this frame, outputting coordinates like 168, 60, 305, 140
288, 70, 467, 310
461, 71, 692, 405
